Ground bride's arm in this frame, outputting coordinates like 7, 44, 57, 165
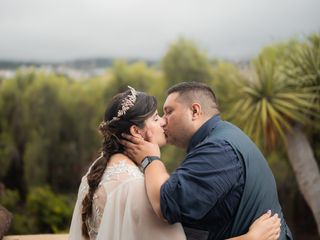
227, 211, 280, 240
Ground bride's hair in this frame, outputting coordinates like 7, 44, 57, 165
81, 89, 157, 238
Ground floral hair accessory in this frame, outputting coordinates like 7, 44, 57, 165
107, 86, 137, 124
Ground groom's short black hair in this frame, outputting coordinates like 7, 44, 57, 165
167, 82, 219, 113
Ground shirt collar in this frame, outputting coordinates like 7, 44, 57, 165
187, 115, 221, 153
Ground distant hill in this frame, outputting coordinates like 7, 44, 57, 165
0, 58, 158, 70
0, 60, 43, 69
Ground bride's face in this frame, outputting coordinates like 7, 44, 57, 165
141, 111, 167, 147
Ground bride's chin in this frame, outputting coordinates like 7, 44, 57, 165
158, 139, 167, 148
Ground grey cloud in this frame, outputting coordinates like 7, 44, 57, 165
0, 0, 319, 61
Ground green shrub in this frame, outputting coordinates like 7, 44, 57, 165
0, 189, 20, 210
26, 186, 73, 233
0, 186, 73, 234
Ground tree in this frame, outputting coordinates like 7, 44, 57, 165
283, 35, 320, 235
109, 60, 158, 92
0, 70, 33, 201
209, 61, 247, 114
227, 35, 320, 235
161, 38, 212, 86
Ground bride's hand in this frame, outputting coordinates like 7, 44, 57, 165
247, 211, 281, 240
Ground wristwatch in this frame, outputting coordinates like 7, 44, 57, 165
140, 156, 161, 172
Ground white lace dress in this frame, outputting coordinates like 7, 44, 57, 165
68, 159, 186, 240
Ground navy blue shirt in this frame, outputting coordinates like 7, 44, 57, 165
160, 115, 245, 240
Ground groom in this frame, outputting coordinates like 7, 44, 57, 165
121, 82, 292, 240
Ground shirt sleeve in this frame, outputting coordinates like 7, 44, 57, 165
160, 140, 242, 224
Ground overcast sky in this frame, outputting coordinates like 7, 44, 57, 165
0, 0, 319, 62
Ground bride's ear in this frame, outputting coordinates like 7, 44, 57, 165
129, 125, 144, 139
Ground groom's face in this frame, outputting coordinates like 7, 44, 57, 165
162, 92, 194, 149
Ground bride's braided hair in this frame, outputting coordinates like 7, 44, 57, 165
81, 88, 157, 238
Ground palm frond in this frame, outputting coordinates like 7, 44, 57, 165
228, 35, 320, 150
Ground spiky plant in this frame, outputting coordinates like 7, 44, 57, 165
228, 35, 320, 235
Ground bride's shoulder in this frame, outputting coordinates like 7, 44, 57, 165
109, 153, 136, 166
101, 153, 143, 180
107, 153, 138, 168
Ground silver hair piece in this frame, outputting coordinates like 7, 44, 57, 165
107, 86, 137, 124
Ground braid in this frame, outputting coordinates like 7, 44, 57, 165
81, 122, 121, 238
81, 153, 109, 238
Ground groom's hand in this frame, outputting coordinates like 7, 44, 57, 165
120, 131, 160, 165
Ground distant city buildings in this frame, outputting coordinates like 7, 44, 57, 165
0, 70, 15, 79
0, 63, 107, 80
0, 58, 158, 80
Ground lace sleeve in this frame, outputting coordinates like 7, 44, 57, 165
69, 174, 107, 240
86, 185, 107, 239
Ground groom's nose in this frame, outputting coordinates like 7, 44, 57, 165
160, 116, 167, 127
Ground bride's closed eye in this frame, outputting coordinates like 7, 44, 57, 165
153, 113, 160, 122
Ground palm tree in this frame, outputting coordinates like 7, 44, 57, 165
228, 35, 320, 235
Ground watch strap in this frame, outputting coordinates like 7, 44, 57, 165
140, 156, 161, 172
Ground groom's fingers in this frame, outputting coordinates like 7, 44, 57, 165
123, 149, 134, 159
121, 141, 137, 159
121, 133, 141, 144
120, 139, 137, 149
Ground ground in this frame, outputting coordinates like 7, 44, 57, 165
3, 234, 68, 240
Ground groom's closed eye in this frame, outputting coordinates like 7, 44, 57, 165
164, 108, 173, 116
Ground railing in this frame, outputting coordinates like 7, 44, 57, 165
3, 234, 68, 240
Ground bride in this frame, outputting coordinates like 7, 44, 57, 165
68, 86, 280, 240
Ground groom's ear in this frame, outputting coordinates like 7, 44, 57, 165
129, 125, 143, 138
191, 103, 201, 120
